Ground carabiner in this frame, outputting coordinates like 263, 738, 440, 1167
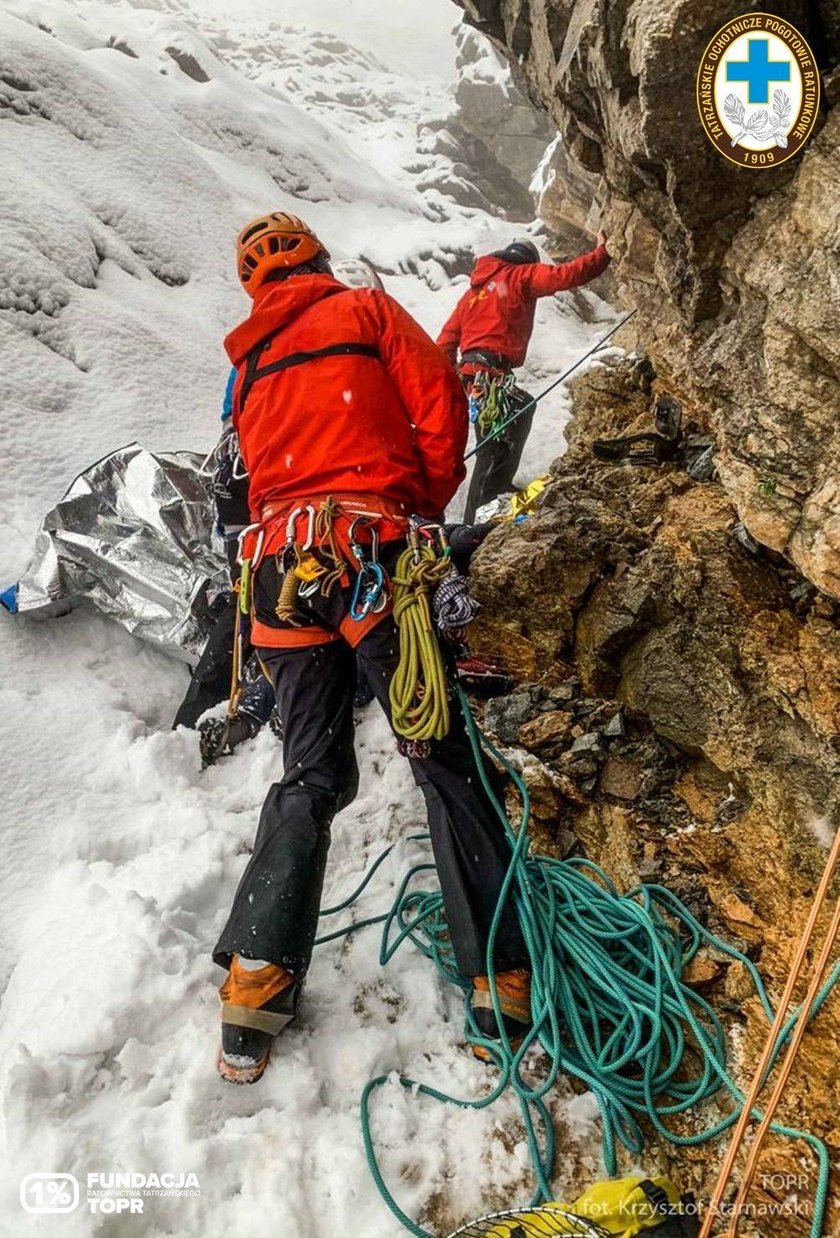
236, 521, 262, 567
231, 436, 249, 480
285, 506, 304, 546
350, 561, 386, 621
301, 504, 316, 551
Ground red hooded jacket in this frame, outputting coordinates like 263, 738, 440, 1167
225, 275, 467, 519
436, 244, 610, 369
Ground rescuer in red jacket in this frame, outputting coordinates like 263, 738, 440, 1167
213, 211, 529, 1084
437, 234, 610, 521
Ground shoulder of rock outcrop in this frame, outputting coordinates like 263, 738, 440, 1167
455, 0, 840, 598
450, 23, 554, 193
469, 360, 840, 841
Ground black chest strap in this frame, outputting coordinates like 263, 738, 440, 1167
239, 339, 380, 413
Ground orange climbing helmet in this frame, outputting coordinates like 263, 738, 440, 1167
236, 211, 329, 294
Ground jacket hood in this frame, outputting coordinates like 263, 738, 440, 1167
469, 255, 512, 289
225, 273, 348, 364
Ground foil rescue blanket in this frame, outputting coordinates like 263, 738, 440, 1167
0, 442, 227, 665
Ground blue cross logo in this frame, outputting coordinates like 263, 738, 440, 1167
726, 39, 790, 104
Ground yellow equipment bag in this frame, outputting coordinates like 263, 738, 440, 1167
496, 475, 549, 523
571, 1176, 692, 1235
449, 1176, 698, 1238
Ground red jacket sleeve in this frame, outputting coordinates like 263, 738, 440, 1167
373, 292, 468, 515
519, 244, 611, 297
435, 295, 464, 364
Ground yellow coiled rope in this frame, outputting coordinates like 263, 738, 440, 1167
389, 545, 452, 743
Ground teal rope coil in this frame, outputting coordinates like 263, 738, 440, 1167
316, 686, 839, 1238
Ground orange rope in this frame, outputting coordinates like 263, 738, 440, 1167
699, 826, 840, 1237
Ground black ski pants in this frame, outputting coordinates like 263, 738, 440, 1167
213, 618, 527, 981
463, 385, 534, 523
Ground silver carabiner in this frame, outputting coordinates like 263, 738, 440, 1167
301, 505, 316, 551
250, 526, 265, 571
231, 438, 249, 480
285, 506, 304, 545
236, 521, 262, 566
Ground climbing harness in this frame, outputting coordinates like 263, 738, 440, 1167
234, 495, 408, 647
388, 527, 453, 747
313, 685, 840, 1238
465, 310, 637, 461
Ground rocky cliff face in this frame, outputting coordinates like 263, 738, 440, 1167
449, 5, 839, 1222
455, 0, 840, 598
468, 357, 840, 1234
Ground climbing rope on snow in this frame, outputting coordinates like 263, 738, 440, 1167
316, 686, 840, 1238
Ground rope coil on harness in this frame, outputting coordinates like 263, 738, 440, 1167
388, 543, 453, 744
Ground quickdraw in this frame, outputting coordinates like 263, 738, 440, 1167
275, 505, 317, 623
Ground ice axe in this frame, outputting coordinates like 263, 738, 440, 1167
464, 308, 637, 460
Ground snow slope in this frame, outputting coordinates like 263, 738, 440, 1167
0, 3, 614, 1235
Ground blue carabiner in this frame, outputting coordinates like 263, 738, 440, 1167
350, 560, 385, 621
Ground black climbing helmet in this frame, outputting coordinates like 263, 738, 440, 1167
493, 237, 540, 265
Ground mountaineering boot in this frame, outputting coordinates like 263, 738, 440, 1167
199, 712, 258, 767
218, 954, 299, 1084
470, 967, 532, 1063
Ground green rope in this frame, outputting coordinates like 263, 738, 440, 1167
473, 372, 516, 437
316, 687, 839, 1238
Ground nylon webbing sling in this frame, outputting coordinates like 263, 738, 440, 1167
239, 340, 380, 412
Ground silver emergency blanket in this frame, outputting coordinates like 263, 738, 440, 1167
2, 442, 227, 665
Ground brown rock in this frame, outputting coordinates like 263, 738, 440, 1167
518, 758, 566, 821
683, 955, 724, 988
599, 755, 644, 801
720, 893, 762, 930
519, 709, 573, 757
